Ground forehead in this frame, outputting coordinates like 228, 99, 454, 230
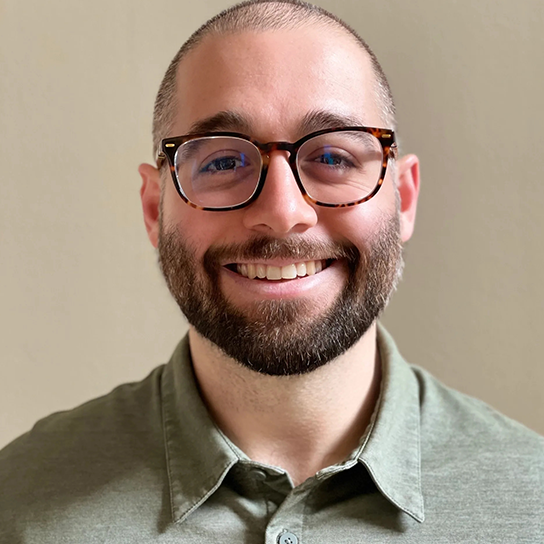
173, 26, 383, 139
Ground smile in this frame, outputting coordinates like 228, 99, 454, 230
229, 260, 331, 281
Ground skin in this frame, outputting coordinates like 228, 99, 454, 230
139, 24, 420, 486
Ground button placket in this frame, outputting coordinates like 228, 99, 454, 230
265, 483, 307, 544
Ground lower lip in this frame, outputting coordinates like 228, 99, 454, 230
221, 260, 344, 300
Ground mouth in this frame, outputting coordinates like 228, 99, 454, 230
225, 259, 333, 281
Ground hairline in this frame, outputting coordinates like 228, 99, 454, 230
152, 1, 396, 158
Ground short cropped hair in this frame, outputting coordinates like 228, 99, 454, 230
152, 0, 396, 157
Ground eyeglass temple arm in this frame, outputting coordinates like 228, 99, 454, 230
156, 152, 166, 169
389, 142, 399, 160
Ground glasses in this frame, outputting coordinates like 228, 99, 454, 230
157, 127, 397, 211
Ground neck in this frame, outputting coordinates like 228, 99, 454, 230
189, 324, 381, 487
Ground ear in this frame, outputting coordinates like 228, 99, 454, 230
396, 154, 420, 242
139, 163, 162, 248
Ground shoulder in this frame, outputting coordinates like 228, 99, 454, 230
412, 364, 544, 512
0, 365, 167, 540
412, 363, 543, 451
1, 363, 166, 454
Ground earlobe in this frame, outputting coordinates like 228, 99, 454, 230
396, 154, 420, 243
139, 163, 162, 248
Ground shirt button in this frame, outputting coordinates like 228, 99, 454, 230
252, 469, 268, 482
278, 531, 298, 544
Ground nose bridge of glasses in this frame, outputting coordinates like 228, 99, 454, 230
257, 140, 296, 158
256, 140, 300, 185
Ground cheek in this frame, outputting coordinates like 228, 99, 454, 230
161, 189, 204, 248
161, 192, 242, 258
322, 193, 398, 249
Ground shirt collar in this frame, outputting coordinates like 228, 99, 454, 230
161, 325, 424, 524
160, 336, 240, 523
356, 324, 425, 522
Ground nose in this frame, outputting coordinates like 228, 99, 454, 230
242, 151, 318, 234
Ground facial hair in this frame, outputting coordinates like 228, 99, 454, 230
158, 215, 403, 376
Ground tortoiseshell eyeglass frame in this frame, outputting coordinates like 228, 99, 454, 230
156, 126, 398, 212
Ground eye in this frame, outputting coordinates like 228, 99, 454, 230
313, 150, 355, 168
307, 147, 357, 171
200, 153, 249, 173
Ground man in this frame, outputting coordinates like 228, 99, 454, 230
0, 0, 542, 542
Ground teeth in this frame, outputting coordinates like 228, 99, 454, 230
281, 264, 297, 279
236, 260, 327, 280
266, 266, 282, 280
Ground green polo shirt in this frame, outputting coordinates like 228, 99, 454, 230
0, 326, 542, 543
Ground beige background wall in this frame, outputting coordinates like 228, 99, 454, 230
1, 0, 543, 449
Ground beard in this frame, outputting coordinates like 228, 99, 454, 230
158, 214, 403, 376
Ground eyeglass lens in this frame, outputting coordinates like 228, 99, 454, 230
173, 132, 384, 208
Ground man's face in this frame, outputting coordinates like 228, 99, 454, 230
145, 25, 417, 375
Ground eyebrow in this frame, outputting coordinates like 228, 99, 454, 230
188, 111, 252, 134
298, 110, 367, 135
186, 109, 368, 139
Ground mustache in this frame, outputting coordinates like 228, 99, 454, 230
203, 236, 361, 266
